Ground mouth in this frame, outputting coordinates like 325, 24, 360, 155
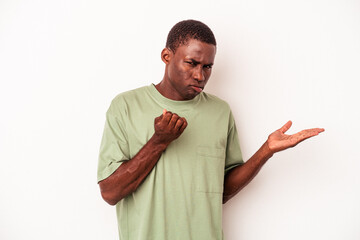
190, 85, 204, 93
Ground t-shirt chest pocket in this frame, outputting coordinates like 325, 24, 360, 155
196, 146, 226, 193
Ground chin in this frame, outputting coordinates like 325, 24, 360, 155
184, 92, 199, 100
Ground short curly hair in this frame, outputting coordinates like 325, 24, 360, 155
166, 19, 217, 52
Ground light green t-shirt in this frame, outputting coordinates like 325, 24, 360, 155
98, 84, 243, 240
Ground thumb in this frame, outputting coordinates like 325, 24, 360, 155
279, 120, 292, 133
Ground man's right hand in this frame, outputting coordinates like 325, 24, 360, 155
99, 109, 188, 205
153, 109, 188, 145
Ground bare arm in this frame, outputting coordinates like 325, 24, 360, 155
223, 121, 324, 204
99, 110, 187, 205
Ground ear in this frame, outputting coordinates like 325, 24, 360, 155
161, 48, 172, 64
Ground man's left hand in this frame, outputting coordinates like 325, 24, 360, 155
266, 121, 325, 154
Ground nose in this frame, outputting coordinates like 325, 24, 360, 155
193, 66, 205, 82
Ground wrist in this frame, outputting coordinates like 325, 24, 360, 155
150, 134, 170, 150
263, 140, 275, 157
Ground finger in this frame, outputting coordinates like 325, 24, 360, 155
294, 127, 324, 136
179, 118, 188, 133
157, 111, 164, 120
300, 128, 325, 136
154, 116, 162, 124
279, 120, 292, 133
162, 112, 173, 123
174, 117, 184, 130
169, 113, 180, 127
163, 109, 167, 116
292, 128, 324, 143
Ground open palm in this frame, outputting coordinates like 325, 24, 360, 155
267, 121, 325, 154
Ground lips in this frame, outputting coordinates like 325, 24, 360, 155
190, 85, 203, 93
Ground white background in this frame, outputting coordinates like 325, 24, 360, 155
1, 0, 359, 239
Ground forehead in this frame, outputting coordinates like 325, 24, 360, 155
175, 39, 216, 62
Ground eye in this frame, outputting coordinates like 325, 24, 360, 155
204, 65, 213, 69
186, 61, 195, 66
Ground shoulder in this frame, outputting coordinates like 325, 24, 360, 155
107, 85, 149, 115
111, 85, 149, 104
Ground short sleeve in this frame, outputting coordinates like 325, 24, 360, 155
97, 100, 130, 182
224, 111, 244, 175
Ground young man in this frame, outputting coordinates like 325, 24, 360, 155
97, 20, 324, 240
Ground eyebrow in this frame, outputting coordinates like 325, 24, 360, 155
188, 59, 214, 67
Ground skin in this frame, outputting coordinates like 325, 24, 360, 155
99, 109, 187, 205
156, 39, 216, 100
223, 120, 324, 203
98, 38, 325, 205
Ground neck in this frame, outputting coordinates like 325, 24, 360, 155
155, 80, 184, 101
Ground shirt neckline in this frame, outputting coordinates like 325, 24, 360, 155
147, 83, 202, 111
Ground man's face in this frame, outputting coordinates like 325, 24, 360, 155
163, 39, 216, 100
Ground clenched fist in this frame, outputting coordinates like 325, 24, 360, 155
153, 109, 188, 146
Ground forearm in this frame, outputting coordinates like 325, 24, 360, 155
223, 141, 274, 204
99, 134, 168, 205
222, 121, 325, 204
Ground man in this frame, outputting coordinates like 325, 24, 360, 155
97, 20, 324, 240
